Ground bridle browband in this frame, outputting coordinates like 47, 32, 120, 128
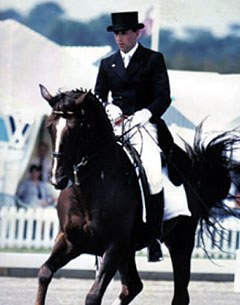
52, 110, 74, 115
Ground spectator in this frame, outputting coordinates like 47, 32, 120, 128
17, 164, 54, 207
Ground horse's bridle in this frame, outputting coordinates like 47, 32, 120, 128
51, 151, 65, 158
50, 108, 143, 186
51, 110, 74, 160
53, 110, 74, 115
50, 109, 91, 183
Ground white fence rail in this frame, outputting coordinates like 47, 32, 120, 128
0, 206, 59, 249
0, 206, 240, 259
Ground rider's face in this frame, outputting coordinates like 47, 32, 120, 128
113, 29, 139, 53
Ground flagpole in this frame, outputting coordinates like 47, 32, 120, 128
151, 2, 161, 51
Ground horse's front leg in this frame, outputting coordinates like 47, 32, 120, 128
165, 218, 197, 305
85, 246, 124, 305
35, 231, 80, 305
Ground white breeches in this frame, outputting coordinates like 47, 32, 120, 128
126, 121, 163, 194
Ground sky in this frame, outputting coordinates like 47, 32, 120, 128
1, 0, 240, 37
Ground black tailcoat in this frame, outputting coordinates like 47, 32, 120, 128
95, 43, 191, 185
95, 44, 171, 120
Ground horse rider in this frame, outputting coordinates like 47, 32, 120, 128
94, 11, 172, 262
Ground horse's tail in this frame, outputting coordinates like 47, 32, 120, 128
197, 203, 240, 258
185, 122, 240, 255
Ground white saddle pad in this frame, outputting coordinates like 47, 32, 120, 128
162, 167, 191, 221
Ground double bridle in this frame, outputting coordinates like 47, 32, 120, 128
50, 109, 103, 185
51, 110, 76, 159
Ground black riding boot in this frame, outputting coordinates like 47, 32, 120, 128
147, 190, 164, 262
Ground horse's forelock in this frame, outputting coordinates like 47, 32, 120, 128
53, 89, 99, 113
51, 90, 82, 112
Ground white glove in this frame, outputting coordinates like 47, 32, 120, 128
131, 108, 152, 127
105, 103, 124, 136
105, 103, 123, 125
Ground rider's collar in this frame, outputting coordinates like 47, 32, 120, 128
120, 42, 139, 60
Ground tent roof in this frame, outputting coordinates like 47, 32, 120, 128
0, 20, 110, 118
168, 70, 240, 130
64, 46, 111, 65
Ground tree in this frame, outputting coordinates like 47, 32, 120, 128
0, 9, 23, 23
0, 3, 240, 73
25, 2, 64, 35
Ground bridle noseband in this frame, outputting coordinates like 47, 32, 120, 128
52, 152, 64, 158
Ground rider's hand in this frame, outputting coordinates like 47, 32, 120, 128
105, 103, 123, 125
131, 108, 152, 127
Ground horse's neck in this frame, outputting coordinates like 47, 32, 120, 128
85, 118, 116, 157
75, 143, 120, 205
83, 133, 116, 159
74, 138, 118, 179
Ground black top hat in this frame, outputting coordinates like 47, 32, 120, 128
107, 11, 144, 32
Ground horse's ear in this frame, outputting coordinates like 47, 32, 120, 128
39, 84, 54, 106
75, 90, 90, 106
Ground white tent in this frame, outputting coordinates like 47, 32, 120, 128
0, 20, 111, 195
64, 46, 111, 65
0, 19, 106, 117
168, 70, 240, 131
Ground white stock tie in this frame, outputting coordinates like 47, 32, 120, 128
123, 54, 131, 68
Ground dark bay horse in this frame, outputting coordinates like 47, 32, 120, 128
35, 84, 239, 305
